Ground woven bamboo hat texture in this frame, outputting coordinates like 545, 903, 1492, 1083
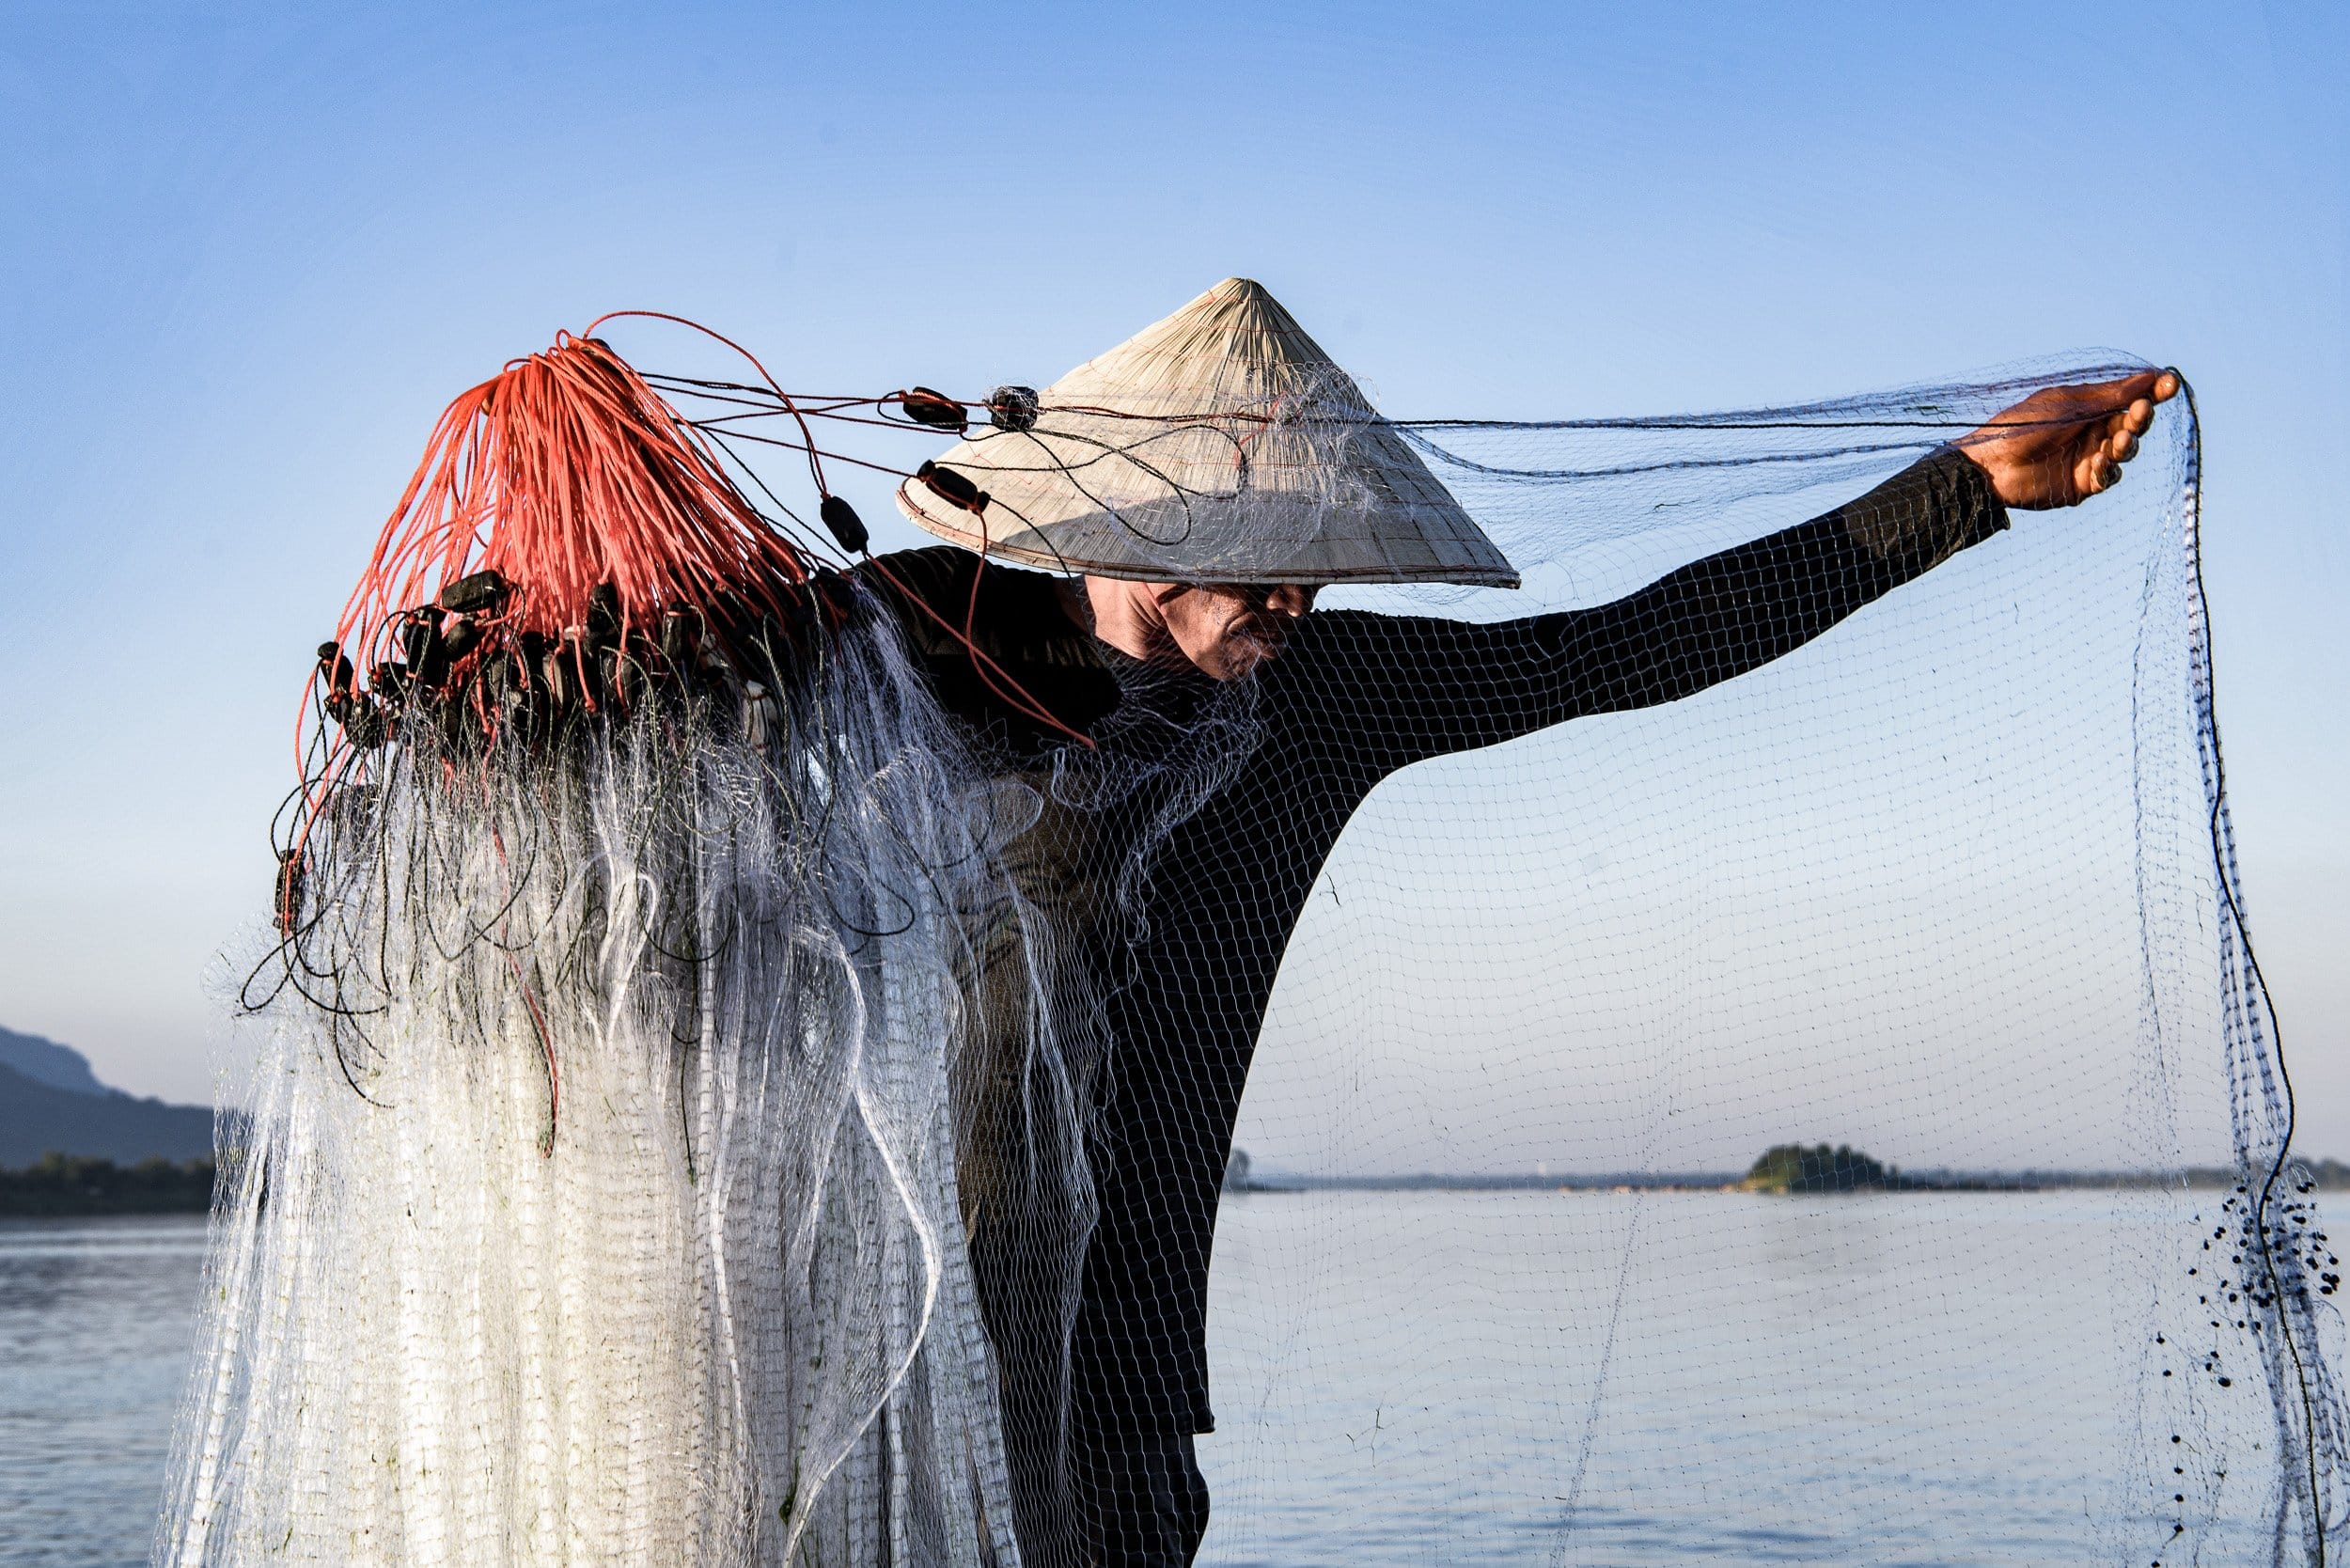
894, 278, 1520, 587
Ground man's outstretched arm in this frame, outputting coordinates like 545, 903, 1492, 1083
1303, 369, 2177, 770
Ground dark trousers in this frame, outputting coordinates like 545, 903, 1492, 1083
1073, 1429, 1210, 1567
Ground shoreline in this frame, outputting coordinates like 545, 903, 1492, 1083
0, 1154, 214, 1217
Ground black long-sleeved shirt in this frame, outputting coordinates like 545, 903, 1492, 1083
855, 447, 2009, 1436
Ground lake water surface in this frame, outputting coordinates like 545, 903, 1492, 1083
1200, 1188, 2282, 1565
0, 1193, 2286, 1565
3, 1216, 207, 1567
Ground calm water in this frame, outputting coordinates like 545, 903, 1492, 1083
1200, 1189, 2280, 1566
0, 1195, 2284, 1565
1, 1216, 207, 1567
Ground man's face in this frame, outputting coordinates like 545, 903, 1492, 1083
1157, 582, 1321, 681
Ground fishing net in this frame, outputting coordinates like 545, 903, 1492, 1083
160, 292, 2343, 1568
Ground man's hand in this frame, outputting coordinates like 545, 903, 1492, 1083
1956, 368, 2180, 510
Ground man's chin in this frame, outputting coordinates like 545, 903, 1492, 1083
1216, 638, 1286, 679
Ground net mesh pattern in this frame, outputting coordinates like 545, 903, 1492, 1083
162, 359, 2345, 1566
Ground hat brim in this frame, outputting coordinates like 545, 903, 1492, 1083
895, 478, 1521, 588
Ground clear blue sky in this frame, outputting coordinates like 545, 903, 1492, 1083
2, 3, 2342, 1153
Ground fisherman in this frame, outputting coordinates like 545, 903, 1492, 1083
861, 279, 2173, 1567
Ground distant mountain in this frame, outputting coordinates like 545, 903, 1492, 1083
0, 1025, 118, 1096
0, 1032, 213, 1167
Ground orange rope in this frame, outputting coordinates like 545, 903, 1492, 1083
295, 330, 820, 831
331, 331, 810, 673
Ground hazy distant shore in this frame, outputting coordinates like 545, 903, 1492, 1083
1234, 1164, 2350, 1195
9, 1158, 2339, 1218
0, 1154, 214, 1216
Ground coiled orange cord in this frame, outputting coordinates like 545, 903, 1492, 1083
334, 330, 812, 671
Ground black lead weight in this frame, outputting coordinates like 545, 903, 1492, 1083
988, 384, 1040, 433
438, 569, 511, 615
614, 643, 651, 711
440, 614, 482, 665
916, 461, 990, 517
539, 643, 571, 713
560, 629, 604, 712
316, 641, 357, 698
778, 586, 822, 640
586, 583, 622, 651
899, 387, 967, 432
479, 647, 517, 706
402, 614, 450, 687
333, 692, 386, 749
819, 494, 870, 554
274, 848, 305, 937
658, 610, 697, 673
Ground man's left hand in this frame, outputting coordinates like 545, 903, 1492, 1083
1958, 368, 2180, 510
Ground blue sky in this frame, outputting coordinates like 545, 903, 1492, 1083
2, 3, 2342, 1156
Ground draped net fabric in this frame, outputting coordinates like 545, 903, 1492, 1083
162, 350, 2346, 1567
1188, 373, 2348, 1564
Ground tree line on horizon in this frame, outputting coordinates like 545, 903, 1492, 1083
0, 1152, 214, 1215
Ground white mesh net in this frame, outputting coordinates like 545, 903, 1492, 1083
166, 628, 1041, 1565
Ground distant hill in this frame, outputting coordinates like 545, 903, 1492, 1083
0, 1025, 118, 1096
0, 1029, 213, 1166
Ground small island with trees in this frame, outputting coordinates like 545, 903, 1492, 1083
1739, 1143, 1941, 1194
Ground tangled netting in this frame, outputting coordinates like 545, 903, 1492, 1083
162, 343, 2346, 1568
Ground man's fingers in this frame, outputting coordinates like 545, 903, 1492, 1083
2082, 368, 2173, 415
2075, 445, 2124, 497
2075, 375, 2171, 497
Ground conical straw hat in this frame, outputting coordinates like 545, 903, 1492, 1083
895, 278, 1519, 587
